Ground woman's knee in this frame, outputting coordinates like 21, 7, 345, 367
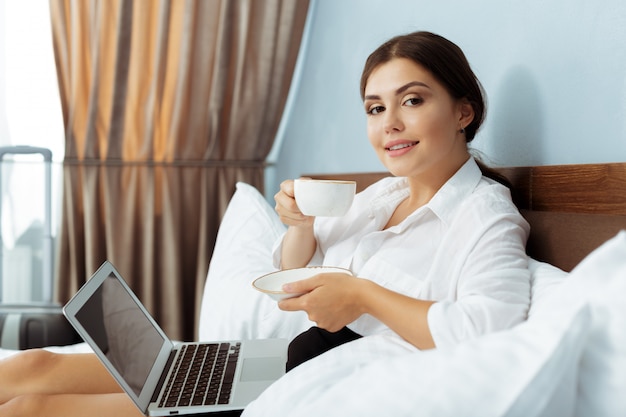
8, 349, 60, 376
0, 349, 58, 383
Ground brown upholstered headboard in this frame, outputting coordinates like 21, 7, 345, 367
310, 162, 626, 272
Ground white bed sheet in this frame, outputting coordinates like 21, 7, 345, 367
0, 342, 92, 360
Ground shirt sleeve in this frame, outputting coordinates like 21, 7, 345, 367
426, 200, 531, 349
271, 231, 286, 269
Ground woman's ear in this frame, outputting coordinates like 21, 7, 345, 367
458, 99, 475, 129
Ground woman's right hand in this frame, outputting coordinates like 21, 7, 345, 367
274, 179, 315, 228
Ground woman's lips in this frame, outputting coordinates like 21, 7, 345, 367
385, 140, 419, 156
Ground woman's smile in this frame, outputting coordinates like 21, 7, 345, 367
385, 140, 419, 156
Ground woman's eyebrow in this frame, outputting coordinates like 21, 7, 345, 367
395, 81, 429, 95
364, 81, 430, 101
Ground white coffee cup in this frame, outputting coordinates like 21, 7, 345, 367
293, 179, 356, 217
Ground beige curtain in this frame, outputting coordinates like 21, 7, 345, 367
49, 0, 309, 341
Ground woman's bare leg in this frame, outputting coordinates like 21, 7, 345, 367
0, 349, 144, 416
0, 349, 121, 403
0, 392, 143, 417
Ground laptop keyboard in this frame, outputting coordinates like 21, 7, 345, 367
159, 342, 241, 407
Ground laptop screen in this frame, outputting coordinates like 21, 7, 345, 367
74, 272, 165, 396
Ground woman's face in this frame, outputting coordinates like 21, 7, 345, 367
363, 58, 473, 180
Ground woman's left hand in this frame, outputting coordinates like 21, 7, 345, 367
278, 273, 367, 332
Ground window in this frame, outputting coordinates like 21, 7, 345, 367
0, 0, 64, 302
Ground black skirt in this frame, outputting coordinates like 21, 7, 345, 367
286, 326, 363, 372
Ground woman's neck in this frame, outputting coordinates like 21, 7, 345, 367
384, 152, 471, 229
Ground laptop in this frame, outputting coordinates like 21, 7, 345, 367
63, 261, 287, 416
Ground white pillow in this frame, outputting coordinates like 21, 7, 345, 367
244, 256, 591, 417
567, 230, 626, 417
525, 258, 578, 415
527, 258, 568, 319
198, 182, 313, 341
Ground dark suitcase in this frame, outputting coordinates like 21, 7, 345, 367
0, 146, 81, 349
0, 304, 82, 349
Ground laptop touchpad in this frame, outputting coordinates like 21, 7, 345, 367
240, 357, 285, 382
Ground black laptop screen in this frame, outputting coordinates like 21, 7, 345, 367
75, 273, 165, 396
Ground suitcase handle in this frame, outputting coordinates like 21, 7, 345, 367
0, 146, 52, 162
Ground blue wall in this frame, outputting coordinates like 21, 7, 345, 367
266, 0, 626, 197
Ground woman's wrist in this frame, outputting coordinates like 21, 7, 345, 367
354, 278, 379, 317
280, 225, 317, 269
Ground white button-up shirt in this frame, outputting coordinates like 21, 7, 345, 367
273, 158, 531, 349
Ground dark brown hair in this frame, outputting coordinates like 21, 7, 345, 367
360, 31, 485, 142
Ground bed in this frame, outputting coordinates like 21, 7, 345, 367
1, 162, 625, 417
202, 161, 626, 417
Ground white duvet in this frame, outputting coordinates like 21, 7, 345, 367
242, 304, 590, 417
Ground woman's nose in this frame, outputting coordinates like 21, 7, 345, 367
383, 109, 404, 133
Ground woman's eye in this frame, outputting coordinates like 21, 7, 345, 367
367, 105, 385, 115
404, 97, 423, 106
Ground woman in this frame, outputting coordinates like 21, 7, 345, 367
0, 31, 529, 416
273, 31, 530, 370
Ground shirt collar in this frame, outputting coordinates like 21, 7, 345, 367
423, 156, 482, 225
368, 157, 482, 226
